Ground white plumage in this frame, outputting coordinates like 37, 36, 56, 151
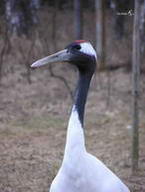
50, 108, 130, 192
31, 41, 130, 192
80, 42, 97, 59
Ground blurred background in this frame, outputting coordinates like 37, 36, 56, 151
0, 0, 145, 192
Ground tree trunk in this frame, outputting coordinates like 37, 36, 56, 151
95, 0, 106, 70
132, 0, 141, 173
5, 0, 40, 35
74, 0, 83, 39
140, 0, 145, 61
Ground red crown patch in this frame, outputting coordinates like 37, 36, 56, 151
75, 40, 87, 43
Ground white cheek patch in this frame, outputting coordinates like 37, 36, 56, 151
80, 42, 97, 59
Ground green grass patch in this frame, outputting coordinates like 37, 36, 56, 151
2, 115, 66, 136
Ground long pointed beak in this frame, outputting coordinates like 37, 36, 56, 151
31, 49, 70, 68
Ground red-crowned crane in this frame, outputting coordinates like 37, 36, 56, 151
31, 40, 130, 192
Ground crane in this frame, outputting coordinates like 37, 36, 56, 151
31, 40, 130, 192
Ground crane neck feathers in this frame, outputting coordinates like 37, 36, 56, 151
74, 71, 93, 126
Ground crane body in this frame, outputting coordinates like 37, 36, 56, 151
31, 40, 130, 192
50, 108, 129, 192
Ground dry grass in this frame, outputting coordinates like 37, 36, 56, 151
0, 67, 145, 192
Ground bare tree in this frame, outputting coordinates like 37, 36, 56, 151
140, 0, 145, 63
132, 0, 141, 173
18, 33, 36, 84
74, 0, 83, 39
5, 0, 40, 35
0, 27, 11, 82
95, 0, 106, 69
40, 0, 73, 99
50, 0, 73, 99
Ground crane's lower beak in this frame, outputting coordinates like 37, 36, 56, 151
31, 49, 70, 68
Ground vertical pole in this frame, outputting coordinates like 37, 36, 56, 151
74, 0, 83, 39
95, 0, 106, 69
132, 0, 141, 173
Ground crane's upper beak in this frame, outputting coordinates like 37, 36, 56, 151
31, 49, 70, 68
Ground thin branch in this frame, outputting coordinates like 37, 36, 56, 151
18, 35, 36, 84
49, 63, 73, 100
48, 0, 73, 100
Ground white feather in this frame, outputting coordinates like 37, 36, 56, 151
80, 42, 97, 59
50, 108, 130, 192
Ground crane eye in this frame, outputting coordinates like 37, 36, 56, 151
73, 44, 81, 50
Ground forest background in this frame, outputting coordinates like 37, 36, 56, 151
0, 0, 145, 192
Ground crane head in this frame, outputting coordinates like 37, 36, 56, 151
31, 40, 97, 74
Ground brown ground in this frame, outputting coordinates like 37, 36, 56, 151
0, 64, 145, 192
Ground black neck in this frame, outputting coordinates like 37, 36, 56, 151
74, 71, 93, 126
